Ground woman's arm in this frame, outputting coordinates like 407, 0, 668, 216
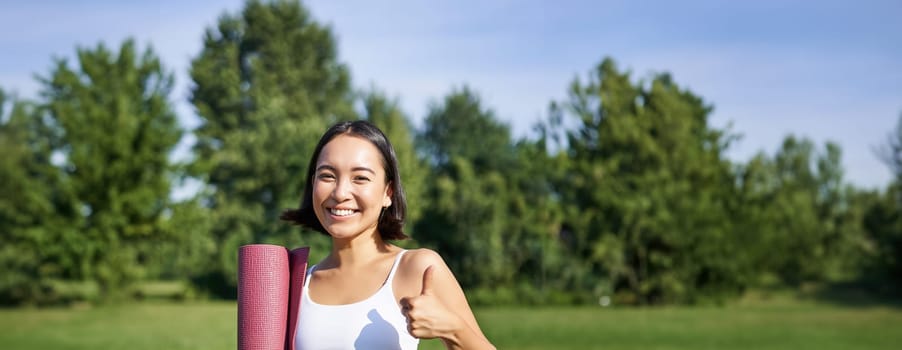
399, 249, 496, 350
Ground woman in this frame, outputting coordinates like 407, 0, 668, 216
281, 120, 495, 350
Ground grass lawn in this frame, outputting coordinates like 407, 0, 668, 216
1, 296, 900, 350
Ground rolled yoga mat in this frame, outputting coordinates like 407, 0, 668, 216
238, 244, 290, 350
238, 244, 309, 350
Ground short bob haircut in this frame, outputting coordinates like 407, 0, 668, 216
280, 120, 409, 240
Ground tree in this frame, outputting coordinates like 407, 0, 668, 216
413, 87, 563, 304
735, 136, 865, 286
189, 0, 354, 294
27, 39, 182, 300
358, 88, 428, 227
418, 86, 516, 173
415, 88, 518, 289
863, 184, 902, 293
0, 90, 73, 304
877, 112, 902, 181
863, 112, 902, 293
550, 58, 743, 304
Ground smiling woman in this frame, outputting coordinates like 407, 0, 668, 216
283, 120, 408, 241
280, 120, 495, 350
310, 134, 397, 241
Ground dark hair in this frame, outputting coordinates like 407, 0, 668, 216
280, 120, 408, 240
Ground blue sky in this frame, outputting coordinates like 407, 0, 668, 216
2, 0, 900, 189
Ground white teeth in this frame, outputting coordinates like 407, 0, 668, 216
330, 208, 355, 216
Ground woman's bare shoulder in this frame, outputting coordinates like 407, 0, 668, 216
394, 248, 453, 296
400, 248, 446, 273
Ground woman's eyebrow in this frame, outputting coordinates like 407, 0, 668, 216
315, 164, 336, 172
352, 166, 376, 175
316, 164, 375, 175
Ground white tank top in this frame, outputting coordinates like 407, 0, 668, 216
295, 250, 419, 350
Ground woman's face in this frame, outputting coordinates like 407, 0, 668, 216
312, 134, 392, 240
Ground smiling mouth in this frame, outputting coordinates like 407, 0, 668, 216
329, 208, 358, 217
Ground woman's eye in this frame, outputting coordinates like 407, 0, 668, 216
317, 173, 335, 181
353, 176, 371, 182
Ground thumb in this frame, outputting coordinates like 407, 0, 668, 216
420, 265, 435, 296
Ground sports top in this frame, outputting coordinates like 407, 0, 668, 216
295, 250, 419, 350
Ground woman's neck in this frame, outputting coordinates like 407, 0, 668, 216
327, 231, 394, 268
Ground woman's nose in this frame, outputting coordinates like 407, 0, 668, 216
332, 177, 352, 200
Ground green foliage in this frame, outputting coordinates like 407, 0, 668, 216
415, 88, 517, 287
545, 58, 745, 304
414, 87, 560, 303
0, 90, 74, 304
358, 88, 428, 227
418, 86, 516, 172
862, 114, 902, 293
862, 184, 902, 293
0, 39, 183, 305
40, 39, 182, 299
138, 199, 216, 286
3, 1, 900, 306
876, 112, 902, 179
735, 137, 870, 287
188, 0, 352, 295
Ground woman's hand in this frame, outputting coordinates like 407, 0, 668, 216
400, 266, 465, 341
398, 250, 496, 350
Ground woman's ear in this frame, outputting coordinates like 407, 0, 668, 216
384, 182, 393, 208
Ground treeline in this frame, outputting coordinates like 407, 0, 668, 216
1, 0, 900, 306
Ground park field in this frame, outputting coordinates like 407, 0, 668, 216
1, 296, 900, 350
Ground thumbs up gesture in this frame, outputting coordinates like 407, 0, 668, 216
420, 265, 436, 296
400, 265, 463, 340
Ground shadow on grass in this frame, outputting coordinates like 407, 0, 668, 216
801, 280, 902, 309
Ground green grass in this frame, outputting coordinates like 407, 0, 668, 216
1, 297, 900, 350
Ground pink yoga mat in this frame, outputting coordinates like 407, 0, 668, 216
238, 244, 309, 350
